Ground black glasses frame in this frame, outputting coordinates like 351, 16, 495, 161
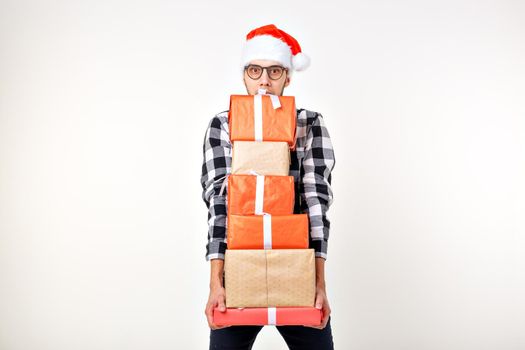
244, 64, 288, 80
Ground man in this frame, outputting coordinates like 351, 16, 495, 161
200, 24, 336, 350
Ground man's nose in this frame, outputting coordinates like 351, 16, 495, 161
259, 69, 271, 86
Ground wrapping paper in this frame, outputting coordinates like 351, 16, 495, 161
227, 214, 309, 250
229, 94, 297, 149
231, 141, 290, 176
227, 174, 295, 216
213, 307, 322, 326
225, 249, 315, 308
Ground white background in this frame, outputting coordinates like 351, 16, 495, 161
1, 0, 524, 349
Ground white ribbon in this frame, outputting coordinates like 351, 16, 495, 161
255, 175, 265, 215
254, 92, 263, 141
254, 89, 282, 141
267, 307, 277, 325
263, 213, 272, 249
257, 88, 281, 109
248, 169, 271, 248
248, 170, 265, 215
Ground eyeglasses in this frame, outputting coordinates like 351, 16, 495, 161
244, 64, 288, 80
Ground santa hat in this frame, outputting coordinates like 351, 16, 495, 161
240, 24, 310, 76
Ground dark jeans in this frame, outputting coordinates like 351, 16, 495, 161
209, 316, 334, 350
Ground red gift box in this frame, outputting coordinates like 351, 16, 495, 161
213, 307, 322, 326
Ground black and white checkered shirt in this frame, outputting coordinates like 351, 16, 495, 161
200, 108, 336, 261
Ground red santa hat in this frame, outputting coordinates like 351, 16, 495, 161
240, 24, 310, 76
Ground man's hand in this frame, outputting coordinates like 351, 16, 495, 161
205, 284, 230, 330
306, 285, 331, 329
305, 257, 331, 329
205, 259, 230, 330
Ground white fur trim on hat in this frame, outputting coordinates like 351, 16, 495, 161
240, 34, 293, 70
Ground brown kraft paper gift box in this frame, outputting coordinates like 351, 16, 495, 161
224, 249, 316, 308
231, 141, 290, 176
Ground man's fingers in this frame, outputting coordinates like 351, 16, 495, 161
206, 306, 228, 330
205, 285, 228, 330
322, 305, 331, 318
205, 301, 216, 317
217, 296, 226, 312
304, 324, 322, 329
304, 323, 325, 330
319, 307, 331, 329
208, 309, 231, 330
303, 305, 330, 329
205, 300, 219, 328
306, 316, 328, 329
320, 316, 329, 329
214, 324, 231, 329
315, 294, 324, 310
211, 323, 228, 330
206, 310, 215, 328
306, 303, 331, 329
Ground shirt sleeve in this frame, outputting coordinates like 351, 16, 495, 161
301, 113, 336, 260
200, 114, 231, 261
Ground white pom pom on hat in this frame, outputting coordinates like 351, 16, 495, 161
292, 52, 310, 71
240, 24, 310, 75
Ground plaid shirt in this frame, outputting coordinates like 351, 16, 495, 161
200, 108, 336, 261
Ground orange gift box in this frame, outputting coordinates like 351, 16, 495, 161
227, 174, 295, 216
229, 94, 297, 149
214, 307, 322, 326
227, 214, 308, 250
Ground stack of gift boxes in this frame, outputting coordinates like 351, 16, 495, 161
213, 89, 322, 326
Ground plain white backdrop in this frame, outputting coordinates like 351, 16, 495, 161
1, 0, 524, 349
